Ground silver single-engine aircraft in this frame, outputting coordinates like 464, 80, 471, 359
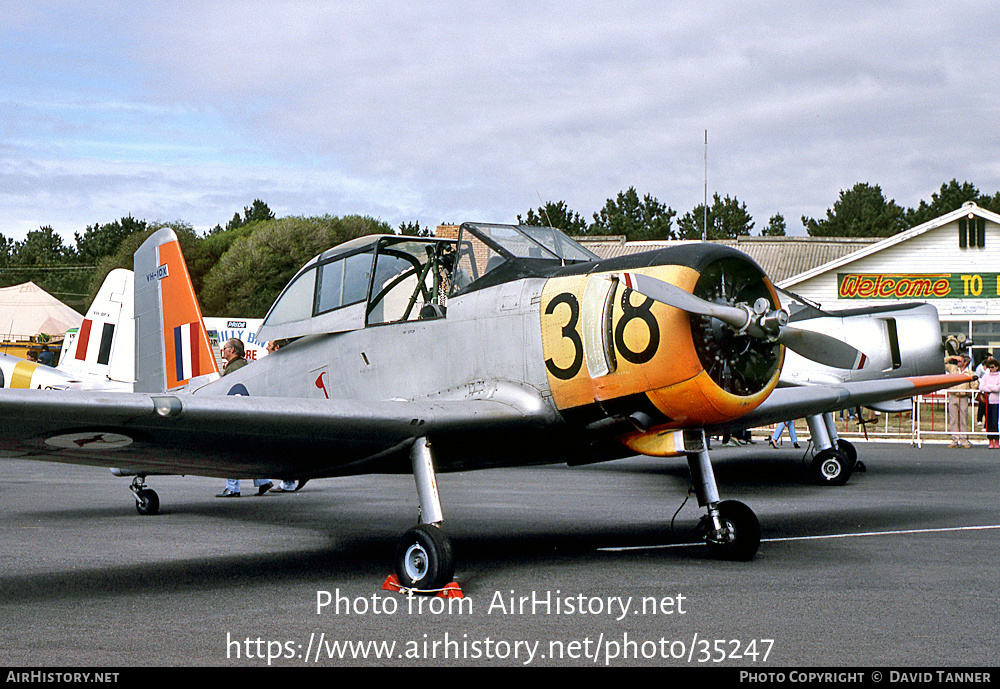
0, 224, 968, 591
772, 293, 946, 484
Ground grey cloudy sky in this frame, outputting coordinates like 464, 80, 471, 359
2, 1, 998, 242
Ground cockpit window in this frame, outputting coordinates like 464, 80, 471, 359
368, 239, 450, 325
517, 225, 598, 263
260, 247, 373, 334
262, 266, 316, 327
315, 250, 373, 314
461, 223, 598, 262
450, 223, 598, 296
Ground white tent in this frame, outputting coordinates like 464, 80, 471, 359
0, 281, 83, 339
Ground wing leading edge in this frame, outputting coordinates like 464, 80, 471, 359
709, 373, 973, 434
0, 388, 555, 479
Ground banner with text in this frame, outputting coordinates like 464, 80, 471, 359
837, 273, 1000, 300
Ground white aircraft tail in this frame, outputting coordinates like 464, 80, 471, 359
134, 229, 219, 392
58, 268, 135, 385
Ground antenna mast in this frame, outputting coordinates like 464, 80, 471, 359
703, 129, 708, 242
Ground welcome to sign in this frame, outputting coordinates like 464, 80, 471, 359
837, 273, 1000, 299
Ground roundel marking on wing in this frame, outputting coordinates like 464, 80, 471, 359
45, 432, 134, 450
228, 384, 250, 396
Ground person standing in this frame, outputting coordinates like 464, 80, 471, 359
37, 345, 55, 366
215, 338, 272, 497
945, 354, 977, 448
768, 420, 800, 449
976, 351, 993, 428
977, 358, 1000, 449
220, 337, 247, 375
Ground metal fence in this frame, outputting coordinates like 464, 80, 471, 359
758, 389, 986, 447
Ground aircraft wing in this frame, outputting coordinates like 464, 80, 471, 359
709, 373, 972, 433
0, 388, 555, 479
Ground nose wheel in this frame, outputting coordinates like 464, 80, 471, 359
684, 430, 761, 561
702, 500, 760, 561
395, 523, 455, 590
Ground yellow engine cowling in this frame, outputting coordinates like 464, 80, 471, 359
540, 245, 783, 457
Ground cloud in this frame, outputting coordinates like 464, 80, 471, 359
2, 1, 999, 242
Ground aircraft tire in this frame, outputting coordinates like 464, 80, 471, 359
134, 488, 159, 516
395, 524, 454, 592
811, 449, 851, 486
705, 500, 760, 562
837, 439, 859, 470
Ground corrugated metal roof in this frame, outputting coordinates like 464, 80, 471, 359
575, 236, 879, 283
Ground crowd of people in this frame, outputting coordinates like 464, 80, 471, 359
945, 349, 1000, 449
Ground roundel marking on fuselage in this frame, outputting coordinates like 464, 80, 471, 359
227, 384, 250, 396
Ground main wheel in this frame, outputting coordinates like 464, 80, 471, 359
704, 500, 760, 562
134, 488, 159, 516
394, 524, 454, 591
811, 448, 852, 486
837, 439, 860, 470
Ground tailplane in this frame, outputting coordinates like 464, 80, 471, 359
134, 229, 219, 392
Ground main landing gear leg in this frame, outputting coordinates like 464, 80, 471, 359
684, 430, 760, 561
393, 437, 456, 592
806, 413, 853, 486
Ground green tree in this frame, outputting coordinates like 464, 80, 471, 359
0, 233, 12, 271
904, 180, 981, 227
12, 226, 74, 265
1, 227, 91, 311
517, 201, 588, 235
977, 190, 1000, 214
678, 193, 755, 239
187, 224, 258, 293
399, 221, 431, 237
74, 216, 148, 264
762, 213, 787, 237
802, 183, 906, 237
216, 199, 276, 234
590, 188, 677, 240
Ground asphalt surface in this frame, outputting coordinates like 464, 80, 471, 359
1, 440, 997, 668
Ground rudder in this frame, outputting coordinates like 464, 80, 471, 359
134, 229, 219, 392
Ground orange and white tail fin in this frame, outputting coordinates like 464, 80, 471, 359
133, 228, 219, 392
59, 268, 135, 385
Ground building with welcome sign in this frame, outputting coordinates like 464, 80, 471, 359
778, 202, 1000, 363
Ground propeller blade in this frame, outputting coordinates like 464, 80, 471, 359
620, 272, 749, 330
777, 326, 868, 370
620, 271, 868, 370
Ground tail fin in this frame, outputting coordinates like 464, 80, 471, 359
58, 268, 135, 385
134, 228, 219, 392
